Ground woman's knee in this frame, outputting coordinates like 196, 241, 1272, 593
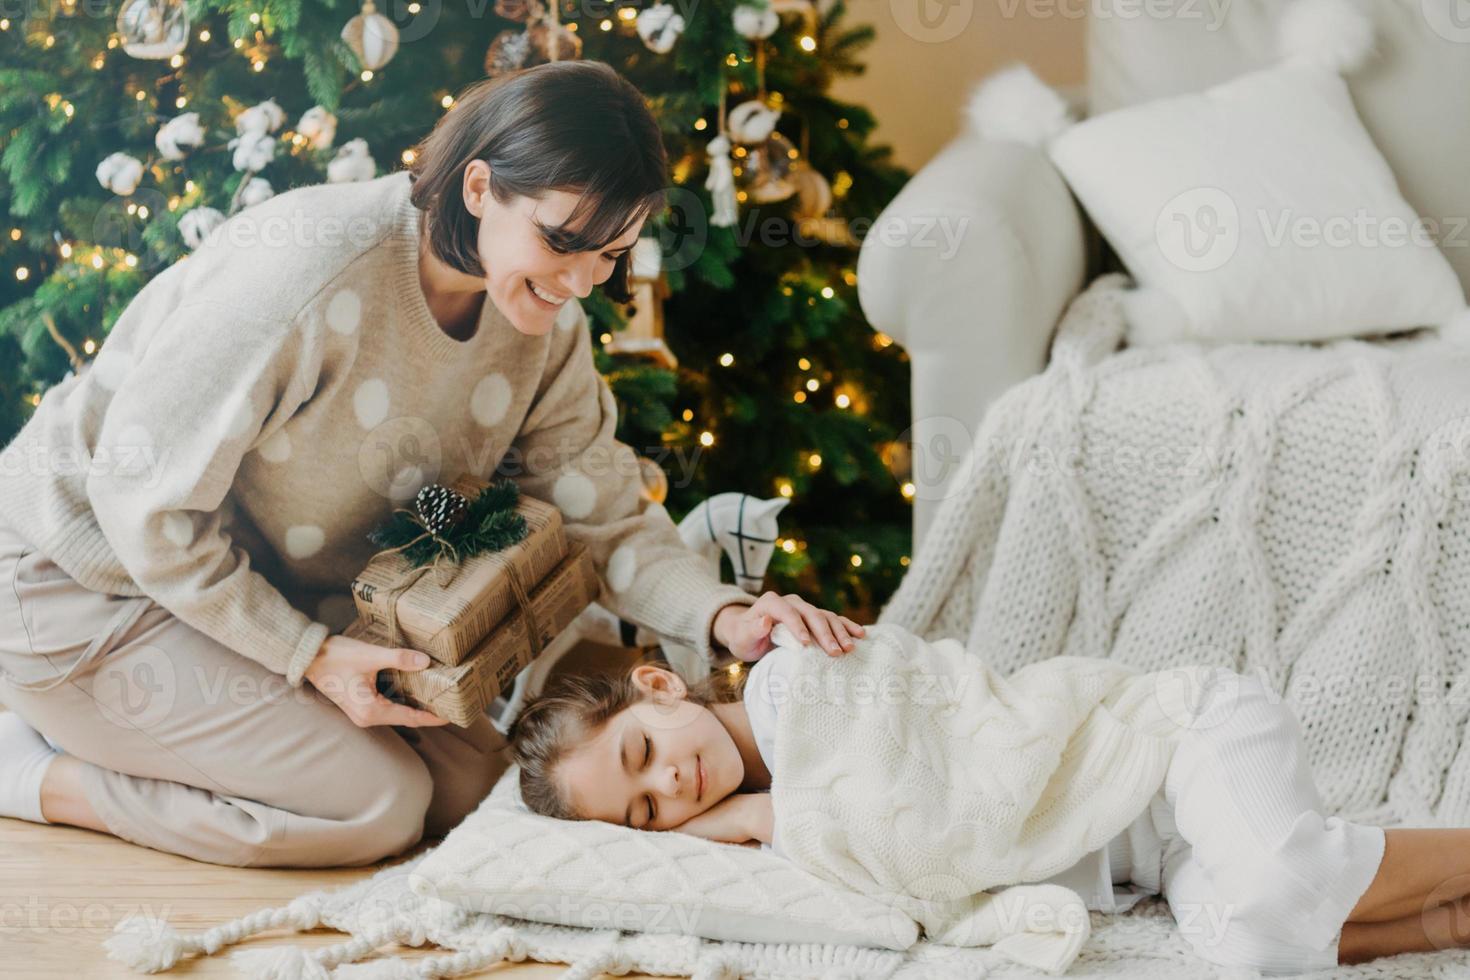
294, 729, 436, 867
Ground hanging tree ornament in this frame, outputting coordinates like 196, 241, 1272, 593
705, 134, 738, 227
732, 3, 779, 39
116, 0, 190, 59
484, 28, 533, 75
485, 0, 578, 77
341, 0, 400, 71
636, 3, 685, 53
527, 19, 581, 62
791, 161, 856, 246
727, 98, 799, 205
738, 131, 800, 204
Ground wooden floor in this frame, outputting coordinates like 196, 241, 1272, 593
0, 640, 666, 978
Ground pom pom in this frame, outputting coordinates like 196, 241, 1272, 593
103, 914, 192, 973
964, 64, 1073, 147
1277, 0, 1374, 74
230, 945, 332, 980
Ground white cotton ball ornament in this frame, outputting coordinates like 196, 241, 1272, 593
154, 112, 204, 161
1277, 0, 1375, 74
726, 99, 781, 144
178, 206, 226, 250
228, 130, 276, 172
235, 98, 286, 136
327, 138, 377, 183
296, 105, 338, 150
733, 3, 779, 39
965, 64, 1073, 147
95, 152, 145, 196
240, 177, 275, 208
636, 3, 684, 54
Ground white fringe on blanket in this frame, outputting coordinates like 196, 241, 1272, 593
102, 275, 1470, 977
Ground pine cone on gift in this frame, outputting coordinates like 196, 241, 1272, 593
415, 484, 469, 536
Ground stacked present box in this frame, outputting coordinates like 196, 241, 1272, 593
344, 473, 599, 726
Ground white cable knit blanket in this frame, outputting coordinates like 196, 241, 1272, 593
766, 621, 1219, 973
882, 274, 1470, 835
101, 275, 1470, 978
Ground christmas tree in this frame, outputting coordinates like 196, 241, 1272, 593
0, 0, 913, 616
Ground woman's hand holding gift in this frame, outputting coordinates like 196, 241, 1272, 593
304, 634, 451, 728
713, 591, 865, 661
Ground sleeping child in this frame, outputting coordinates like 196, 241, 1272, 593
507, 622, 1442, 976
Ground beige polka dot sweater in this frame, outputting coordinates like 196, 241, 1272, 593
0, 169, 756, 688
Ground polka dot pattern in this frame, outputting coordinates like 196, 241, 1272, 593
353, 379, 390, 429
161, 512, 194, 548
257, 429, 292, 463
608, 544, 638, 592
552, 472, 597, 520
284, 525, 325, 560
470, 373, 512, 428
325, 289, 362, 334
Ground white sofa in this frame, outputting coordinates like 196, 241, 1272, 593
859, 0, 1470, 548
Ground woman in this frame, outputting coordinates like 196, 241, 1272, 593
0, 60, 863, 868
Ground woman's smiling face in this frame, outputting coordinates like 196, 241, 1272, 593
556, 665, 745, 831
462, 159, 643, 336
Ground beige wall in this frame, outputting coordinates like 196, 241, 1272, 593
829, 0, 1086, 171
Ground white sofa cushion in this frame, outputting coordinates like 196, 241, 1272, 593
1046, 2, 1465, 345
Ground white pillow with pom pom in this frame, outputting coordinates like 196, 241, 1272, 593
1029, 0, 1467, 346
406, 762, 922, 951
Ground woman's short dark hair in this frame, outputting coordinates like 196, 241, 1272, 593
405, 60, 667, 304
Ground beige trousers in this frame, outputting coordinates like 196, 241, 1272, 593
0, 517, 511, 868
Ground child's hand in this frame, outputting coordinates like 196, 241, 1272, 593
670, 792, 773, 846
713, 593, 865, 661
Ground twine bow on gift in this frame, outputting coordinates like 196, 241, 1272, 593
363, 479, 538, 654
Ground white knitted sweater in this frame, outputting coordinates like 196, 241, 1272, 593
767, 622, 1216, 973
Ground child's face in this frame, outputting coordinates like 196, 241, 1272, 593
557, 665, 743, 831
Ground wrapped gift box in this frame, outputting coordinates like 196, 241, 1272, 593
350, 474, 567, 666
346, 543, 599, 727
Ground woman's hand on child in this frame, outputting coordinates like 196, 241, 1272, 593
671, 791, 774, 846
304, 634, 452, 728
713, 592, 865, 661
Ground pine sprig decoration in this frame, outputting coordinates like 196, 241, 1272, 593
367, 478, 528, 568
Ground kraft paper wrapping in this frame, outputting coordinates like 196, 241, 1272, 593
346, 543, 599, 727
350, 474, 567, 666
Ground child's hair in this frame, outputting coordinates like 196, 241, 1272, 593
508, 658, 748, 820
404, 59, 667, 303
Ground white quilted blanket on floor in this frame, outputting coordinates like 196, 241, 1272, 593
100, 275, 1470, 978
